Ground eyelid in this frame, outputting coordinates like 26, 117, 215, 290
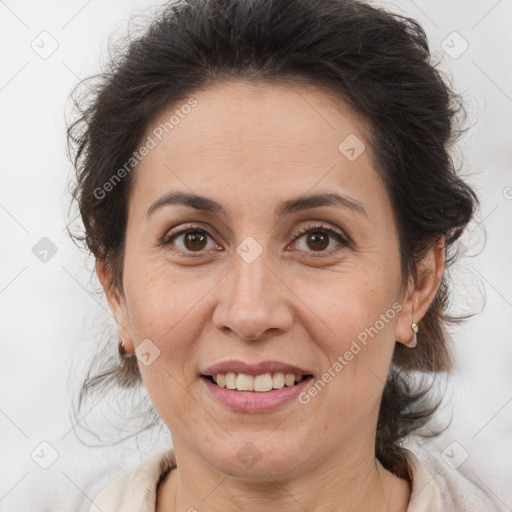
160, 223, 221, 253
160, 221, 350, 256
288, 222, 350, 254
290, 222, 348, 243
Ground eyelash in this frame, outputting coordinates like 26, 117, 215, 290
160, 222, 349, 258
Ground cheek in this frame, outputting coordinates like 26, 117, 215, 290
123, 263, 207, 422
124, 255, 194, 333
291, 262, 400, 351
291, 269, 399, 410
117, 246, 211, 427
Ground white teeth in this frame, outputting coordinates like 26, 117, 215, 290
236, 373, 254, 391
225, 372, 237, 389
210, 371, 307, 392
284, 373, 295, 386
272, 372, 285, 389
254, 373, 273, 392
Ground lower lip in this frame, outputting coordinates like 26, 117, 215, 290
201, 376, 312, 413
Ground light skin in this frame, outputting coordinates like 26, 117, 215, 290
97, 80, 445, 511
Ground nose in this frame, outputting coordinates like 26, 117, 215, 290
211, 250, 294, 341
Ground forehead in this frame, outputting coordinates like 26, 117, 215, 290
147, 79, 367, 159
131, 80, 387, 221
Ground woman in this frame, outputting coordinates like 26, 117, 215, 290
67, 0, 501, 510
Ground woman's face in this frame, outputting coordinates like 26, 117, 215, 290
103, 80, 437, 478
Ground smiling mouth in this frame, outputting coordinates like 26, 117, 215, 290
201, 372, 314, 392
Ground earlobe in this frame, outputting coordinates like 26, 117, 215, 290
95, 259, 134, 353
395, 236, 446, 347
118, 337, 134, 358
402, 322, 419, 348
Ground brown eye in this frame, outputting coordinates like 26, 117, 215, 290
162, 224, 220, 256
305, 231, 329, 251
292, 223, 348, 256
183, 230, 208, 251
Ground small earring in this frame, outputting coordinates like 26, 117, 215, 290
404, 322, 418, 349
118, 338, 130, 357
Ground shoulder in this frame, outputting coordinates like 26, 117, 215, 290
403, 444, 504, 512
88, 448, 176, 512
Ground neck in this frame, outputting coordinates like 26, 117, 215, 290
157, 443, 411, 512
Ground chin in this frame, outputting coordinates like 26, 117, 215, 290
199, 433, 313, 480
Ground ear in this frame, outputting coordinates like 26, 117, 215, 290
395, 236, 446, 346
96, 259, 134, 353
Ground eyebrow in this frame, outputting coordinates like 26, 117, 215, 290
147, 191, 368, 219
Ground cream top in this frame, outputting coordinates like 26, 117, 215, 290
88, 447, 501, 512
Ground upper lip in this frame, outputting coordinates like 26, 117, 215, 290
201, 360, 313, 377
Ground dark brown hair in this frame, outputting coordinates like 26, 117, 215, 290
67, 0, 479, 479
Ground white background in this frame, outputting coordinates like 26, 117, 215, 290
0, 0, 511, 510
